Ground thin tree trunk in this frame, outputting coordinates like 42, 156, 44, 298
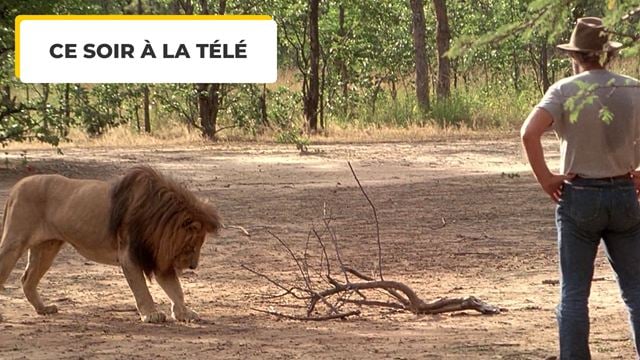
41, 84, 50, 130
64, 83, 70, 120
338, 4, 349, 115
143, 85, 151, 133
139, 0, 151, 133
304, 0, 320, 132
540, 41, 550, 93
410, 0, 430, 111
433, 0, 450, 99
134, 104, 141, 132
259, 84, 269, 128
193, 0, 225, 140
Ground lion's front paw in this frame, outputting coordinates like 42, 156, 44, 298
36, 304, 58, 315
141, 311, 167, 323
172, 307, 199, 322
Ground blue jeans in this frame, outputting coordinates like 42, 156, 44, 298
556, 177, 640, 359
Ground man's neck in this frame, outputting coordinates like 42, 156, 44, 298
581, 63, 605, 72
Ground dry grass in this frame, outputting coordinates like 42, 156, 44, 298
307, 123, 516, 143
1, 122, 517, 153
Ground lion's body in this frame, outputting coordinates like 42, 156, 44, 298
0, 166, 221, 323
5, 175, 119, 265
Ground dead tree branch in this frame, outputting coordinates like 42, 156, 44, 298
243, 163, 502, 320
348, 161, 384, 280
251, 308, 361, 321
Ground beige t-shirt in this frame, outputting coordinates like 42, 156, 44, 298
538, 69, 640, 178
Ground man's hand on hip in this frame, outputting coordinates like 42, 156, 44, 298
539, 173, 576, 203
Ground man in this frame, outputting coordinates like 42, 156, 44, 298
521, 17, 640, 358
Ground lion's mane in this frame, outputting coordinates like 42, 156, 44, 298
109, 166, 221, 277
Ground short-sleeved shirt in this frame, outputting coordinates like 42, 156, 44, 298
537, 69, 640, 178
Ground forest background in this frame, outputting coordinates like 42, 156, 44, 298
0, 0, 639, 147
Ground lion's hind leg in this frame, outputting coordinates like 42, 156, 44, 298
21, 240, 64, 315
0, 237, 28, 291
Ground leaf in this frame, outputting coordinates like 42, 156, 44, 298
599, 107, 614, 125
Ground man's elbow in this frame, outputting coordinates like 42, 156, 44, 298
520, 126, 543, 146
520, 126, 533, 142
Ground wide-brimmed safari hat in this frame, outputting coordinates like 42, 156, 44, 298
557, 17, 622, 53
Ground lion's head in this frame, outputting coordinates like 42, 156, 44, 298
109, 166, 221, 278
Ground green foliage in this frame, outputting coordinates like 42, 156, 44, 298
275, 128, 309, 153
70, 84, 135, 136
0, 0, 637, 145
225, 84, 267, 136
267, 86, 302, 130
155, 84, 199, 129
430, 94, 474, 128
599, 107, 614, 125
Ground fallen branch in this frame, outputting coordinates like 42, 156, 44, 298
243, 163, 502, 320
252, 308, 361, 321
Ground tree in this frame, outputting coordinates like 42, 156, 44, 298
304, 0, 320, 132
433, 0, 451, 98
410, 0, 429, 111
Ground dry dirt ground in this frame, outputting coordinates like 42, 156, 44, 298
0, 134, 636, 359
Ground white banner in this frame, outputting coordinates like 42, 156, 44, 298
16, 15, 277, 83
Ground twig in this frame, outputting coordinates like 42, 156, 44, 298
323, 218, 350, 284
223, 224, 250, 236
252, 308, 360, 321
267, 230, 313, 292
312, 227, 332, 280
348, 161, 383, 281
429, 217, 447, 230
302, 230, 313, 287
241, 264, 309, 300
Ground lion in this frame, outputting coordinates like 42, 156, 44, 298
0, 166, 221, 323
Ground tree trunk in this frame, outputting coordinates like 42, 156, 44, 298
304, 0, 320, 132
338, 4, 349, 115
512, 50, 520, 92
197, 83, 222, 140
260, 84, 269, 128
139, 0, 151, 133
134, 104, 141, 132
433, 0, 450, 99
540, 41, 550, 93
190, 0, 225, 140
41, 84, 50, 130
143, 85, 151, 133
64, 83, 70, 120
410, 0, 429, 111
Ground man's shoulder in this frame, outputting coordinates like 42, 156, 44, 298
547, 74, 582, 95
613, 73, 640, 86
550, 71, 639, 93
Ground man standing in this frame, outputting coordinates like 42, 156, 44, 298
521, 17, 640, 358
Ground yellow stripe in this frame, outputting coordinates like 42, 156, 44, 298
14, 14, 272, 79
15, 14, 271, 21
15, 17, 20, 78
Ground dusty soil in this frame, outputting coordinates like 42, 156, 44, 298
0, 134, 635, 359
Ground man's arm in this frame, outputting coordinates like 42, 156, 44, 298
520, 107, 574, 203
